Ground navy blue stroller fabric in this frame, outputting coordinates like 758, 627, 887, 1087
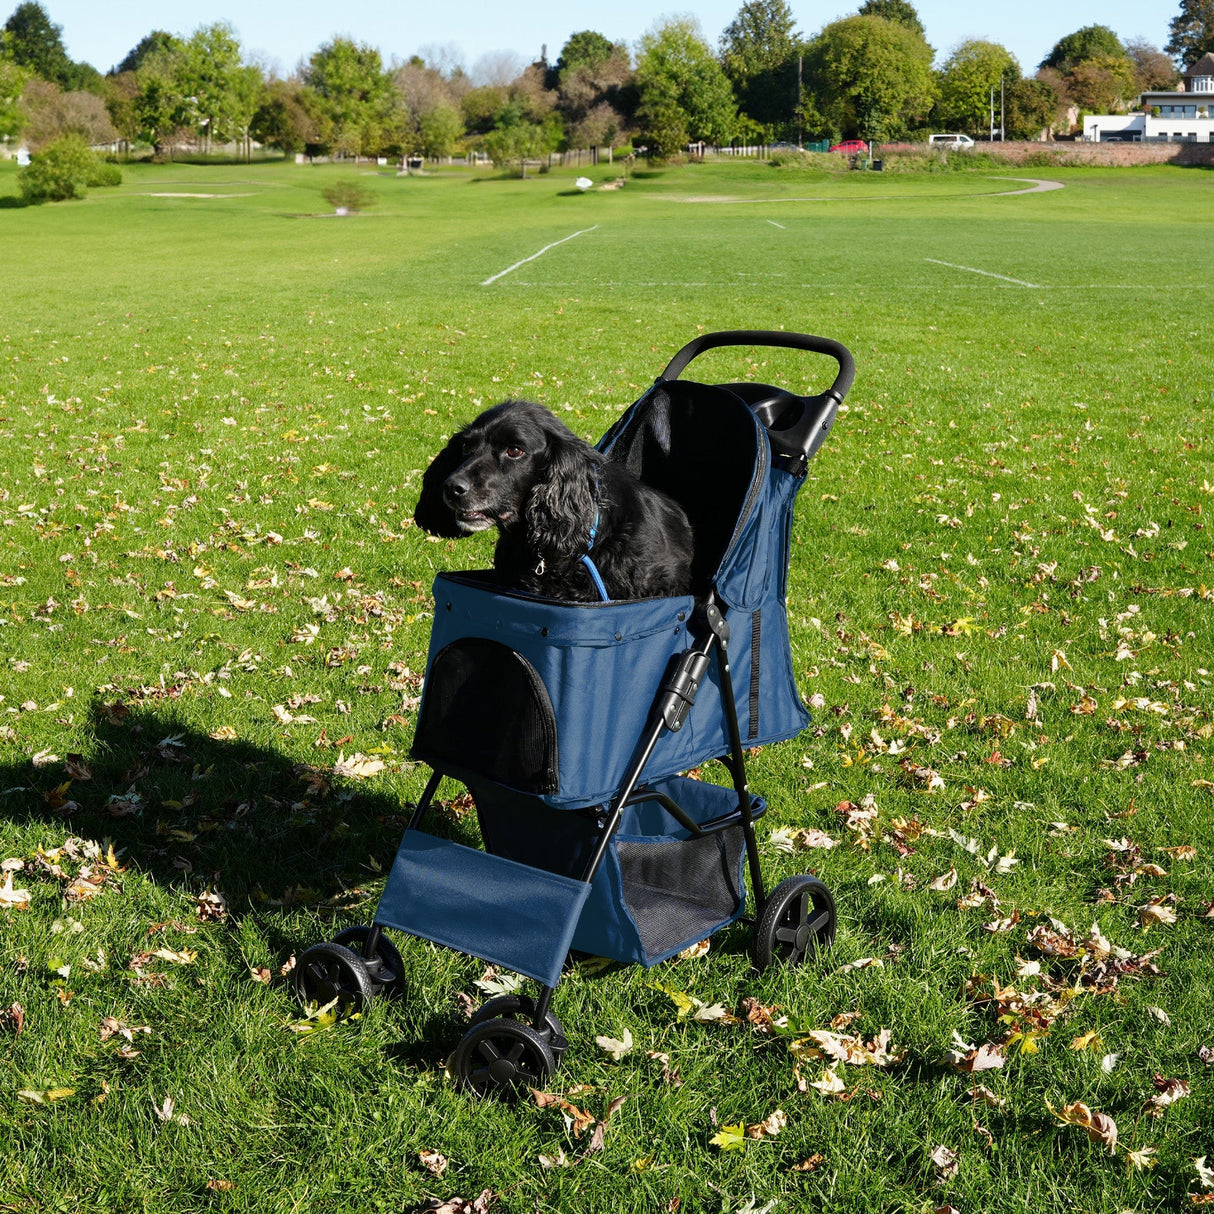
411, 379, 811, 810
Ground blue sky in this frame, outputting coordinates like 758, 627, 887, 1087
39, 1, 1177, 77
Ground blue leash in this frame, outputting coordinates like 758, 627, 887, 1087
580, 466, 610, 602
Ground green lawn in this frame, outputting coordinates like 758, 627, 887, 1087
0, 156, 1211, 1213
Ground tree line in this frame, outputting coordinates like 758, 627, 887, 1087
2, 0, 1213, 164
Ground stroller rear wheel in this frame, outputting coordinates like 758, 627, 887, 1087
292, 941, 375, 1014
331, 925, 406, 998
470, 994, 568, 1064
452, 1018, 556, 1097
753, 874, 836, 970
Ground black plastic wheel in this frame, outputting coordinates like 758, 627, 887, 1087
452, 1018, 556, 1098
469, 994, 568, 1064
753, 874, 836, 970
292, 940, 375, 1014
331, 925, 406, 998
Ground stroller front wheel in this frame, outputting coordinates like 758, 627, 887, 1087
331, 925, 406, 998
753, 874, 836, 970
453, 1018, 556, 1097
291, 941, 375, 1014
469, 994, 568, 1064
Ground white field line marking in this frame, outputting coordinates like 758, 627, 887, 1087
767, 219, 786, 229
481, 226, 599, 285
925, 258, 1040, 288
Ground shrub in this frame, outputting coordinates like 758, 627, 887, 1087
18, 134, 96, 203
86, 161, 123, 188
321, 179, 378, 213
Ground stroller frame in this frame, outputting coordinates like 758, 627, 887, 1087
292, 331, 855, 1096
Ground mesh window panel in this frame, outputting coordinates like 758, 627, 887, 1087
616, 828, 744, 961
412, 638, 559, 795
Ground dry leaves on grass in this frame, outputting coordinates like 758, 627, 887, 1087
710, 1108, 788, 1150
1048, 1100, 1118, 1154
417, 1191, 497, 1214
332, 751, 386, 779
790, 1027, 905, 1068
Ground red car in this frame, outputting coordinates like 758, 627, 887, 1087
829, 140, 869, 154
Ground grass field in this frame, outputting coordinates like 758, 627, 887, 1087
1, 156, 1212, 1213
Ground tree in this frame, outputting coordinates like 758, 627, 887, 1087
802, 15, 935, 143
555, 31, 617, 79
1, 35, 30, 142
115, 31, 182, 75
249, 78, 313, 154
934, 40, 1020, 136
857, 0, 927, 42
1125, 38, 1179, 90
303, 38, 394, 156
19, 76, 116, 149
552, 31, 632, 149
634, 16, 737, 154
1166, 0, 1214, 66
719, 0, 800, 138
4, 1, 72, 85
177, 23, 260, 151
481, 101, 546, 175
1066, 55, 1137, 113
1040, 25, 1125, 71
392, 59, 466, 156
1004, 76, 1061, 138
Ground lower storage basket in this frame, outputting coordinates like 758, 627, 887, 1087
474, 774, 761, 969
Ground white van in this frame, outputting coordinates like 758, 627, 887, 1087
928, 133, 975, 149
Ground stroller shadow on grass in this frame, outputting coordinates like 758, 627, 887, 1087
2, 701, 449, 928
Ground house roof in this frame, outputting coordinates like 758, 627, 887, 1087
1186, 52, 1214, 78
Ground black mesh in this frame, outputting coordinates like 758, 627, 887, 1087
412, 638, 559, 795
603, 382, 760, 595
617, 828, 744, 960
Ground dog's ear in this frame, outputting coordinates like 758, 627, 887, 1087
526, 425, 597, 558
413, 436, 468, 538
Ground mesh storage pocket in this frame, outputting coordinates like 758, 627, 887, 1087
412, 638, 559, 795
616, 827, 745, 961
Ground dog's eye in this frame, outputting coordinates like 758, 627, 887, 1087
504, 445, 526, 459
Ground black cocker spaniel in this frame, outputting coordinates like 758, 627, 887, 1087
414, 400, 694, 602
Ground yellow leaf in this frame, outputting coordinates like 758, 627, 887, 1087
709, 1123, 748, 1151
17, 1087, 75, 1104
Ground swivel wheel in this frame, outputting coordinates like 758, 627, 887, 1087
753, 874, 836, 970
331, 924, 406, 998
452, 1018, 556, 1098
470, 994, 568, 1064
291, 940, 375, 1015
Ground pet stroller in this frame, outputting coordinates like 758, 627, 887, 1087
292, 330, 855, 1095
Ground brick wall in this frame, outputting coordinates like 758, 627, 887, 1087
983, 140, 1214, 167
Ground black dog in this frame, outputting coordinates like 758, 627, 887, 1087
414, 400, 694, 602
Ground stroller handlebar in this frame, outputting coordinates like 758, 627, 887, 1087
659, 330, 855, 471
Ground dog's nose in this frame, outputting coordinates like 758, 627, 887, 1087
443, 475, 469, 504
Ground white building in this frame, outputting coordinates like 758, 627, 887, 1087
1084, 52, 1214, 143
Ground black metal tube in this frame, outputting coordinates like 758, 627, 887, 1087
711, 620, 768, 909
407, 768, 444, 832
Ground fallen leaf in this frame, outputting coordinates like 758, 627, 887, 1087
1049, 1100, 1118, 1153
709, 1122, 748, 1152
595, 1027, 634, 1061
333, 751, 386, 779
929, 867, 958, 892
18, 1087, 75, 1104
0, 871, 31, 910
929, 1144, 959, 1180
418, 1148, 449, 1176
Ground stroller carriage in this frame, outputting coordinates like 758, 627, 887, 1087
292, 330, 855, 1095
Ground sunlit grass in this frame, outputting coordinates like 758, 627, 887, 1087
0, 157, 1211, 1213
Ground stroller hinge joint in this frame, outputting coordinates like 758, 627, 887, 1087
659, 651, 710, 732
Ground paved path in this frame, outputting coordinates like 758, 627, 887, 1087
987, 177, 1065, 194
